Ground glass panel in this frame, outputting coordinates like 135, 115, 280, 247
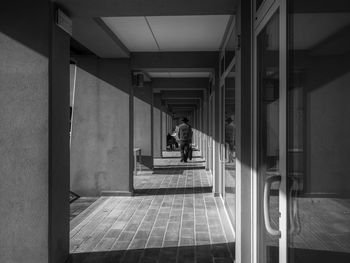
224, 66, 236, 226
225, 29, 235, 70
256, 0, 265, 11
257, 10, 280, 263
288, 1, 350, 263
220, 56, 225, 77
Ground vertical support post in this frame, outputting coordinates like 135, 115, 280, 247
235, 0, 253, 262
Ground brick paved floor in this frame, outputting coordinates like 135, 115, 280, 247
70, 152, 235, 263
70, 197, 99, 221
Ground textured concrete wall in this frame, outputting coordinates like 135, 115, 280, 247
134, 95, 153, 168
0, 1, 49, 262
153, 108, 162, 157
153, 94, 162, 157
162, 112, 167, 151
70, 57, 132, 196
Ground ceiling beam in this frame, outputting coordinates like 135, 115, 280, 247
131, 52, 218, 69
161, 90, 203, 99
54, 0, 237, 17
94, 18, 130, 57
72, 18, 129, 58
152, 78, 209, 91
164, 98, 200, 106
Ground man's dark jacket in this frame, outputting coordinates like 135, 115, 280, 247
178, 123, 192, 143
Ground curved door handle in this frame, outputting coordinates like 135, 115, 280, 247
225, 143, 230, 163
264, 173, 281, 237
288, 176, 301, 235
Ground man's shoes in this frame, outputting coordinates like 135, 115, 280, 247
180, 159, 184, 162
184, 160, 188, 163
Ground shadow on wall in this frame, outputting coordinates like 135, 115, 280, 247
70, 55, 133, 197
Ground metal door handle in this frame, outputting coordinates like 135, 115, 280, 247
288, 176, 301, 235
225, 143, 230, 163
264, 173, 281, 237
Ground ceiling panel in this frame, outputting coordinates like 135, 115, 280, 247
102, 17, 158, 51
102, 15, 230, 52
147, 15, 230, 51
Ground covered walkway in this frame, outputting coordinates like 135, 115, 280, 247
2, 1, 350, 263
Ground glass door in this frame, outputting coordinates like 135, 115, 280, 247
253, 0, 287, 262
287, 1, 350, 263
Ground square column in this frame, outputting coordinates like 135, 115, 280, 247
153, 94, 162, 158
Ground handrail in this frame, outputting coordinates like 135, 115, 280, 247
263, 173, 281, 237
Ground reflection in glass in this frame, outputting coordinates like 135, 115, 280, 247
288, 1, 350, 262
224, 66, 236, 226
257, 10, 280, 263
225, 29, 236, 70
256, 0, 265, 11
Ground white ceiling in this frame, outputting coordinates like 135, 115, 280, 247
148, 71, 212, 78
102, 15, 230, 52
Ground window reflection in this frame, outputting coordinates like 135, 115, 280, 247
288, 1, 350, 262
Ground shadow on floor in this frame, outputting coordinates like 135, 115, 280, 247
69, 243, 235, 263
153, 166, 205, 171
151, 169, 186, 175
134, 187, 213, 196
159, 156, 203, 159
267, 246, 350, 263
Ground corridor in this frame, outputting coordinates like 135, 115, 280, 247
69, 151, 235, 262
2, 1, 350, 263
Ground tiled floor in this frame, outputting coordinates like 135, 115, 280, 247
70, 151, 235, 263
70, 197, 99, 221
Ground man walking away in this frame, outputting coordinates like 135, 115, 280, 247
178, 117, 193, 162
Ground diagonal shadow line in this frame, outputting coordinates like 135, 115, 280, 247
153, 166, 205, 171
158, 156, 203, 159
133, 187, 213, 196
68, 243, 235, 263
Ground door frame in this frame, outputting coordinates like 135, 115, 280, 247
252, 0, 288, 262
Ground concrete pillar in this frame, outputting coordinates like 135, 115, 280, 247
235, 1, 253, 262
196, 109, 200, 149
203, 90, 210, 170
70, 57, 133, 196
213, 67, 222, 196
134, 83, 153, 169
161, 111, 167, 153
167, 114, 172, 133
153, 94, 162, 158
1, 2, 70, 263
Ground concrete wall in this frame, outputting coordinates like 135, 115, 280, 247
134, 85, 153, 169
153, 94, 162, 158
0, 1, 50, 262
50, 14, 71, 263
162, 111, 167, 152
70, 56, 133, 196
